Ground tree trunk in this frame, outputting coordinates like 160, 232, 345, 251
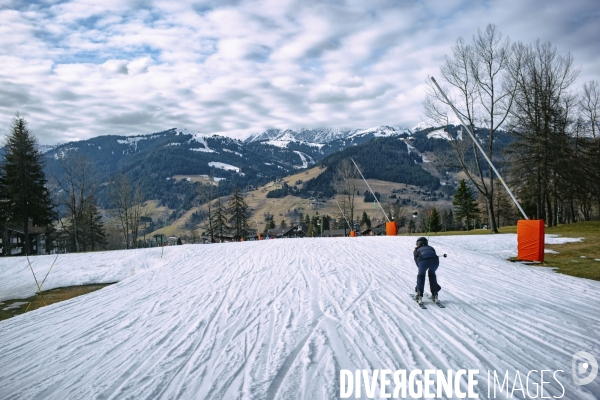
23, 218, 29, 256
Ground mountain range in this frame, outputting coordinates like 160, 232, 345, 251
33, 123, 508, 215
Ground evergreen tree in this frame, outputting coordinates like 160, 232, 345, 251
280, 219, 287, 229
310, 215, 320, 236
453, 179, 481, 230
81, 200, 107, 251
267, 215, 276, 229
0, 115, 54, 255
360, 211, 371, 229
212, 198, 228, 241
227, 186, 250, 240
493, 180, 515, 228
203, 202, 216, 243
408, 219, 416, 234
428, 207, 443, 234
322, 215, 331, 231
441, 209, 455, 232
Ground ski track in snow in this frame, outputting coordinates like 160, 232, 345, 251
0, 236, 599, 399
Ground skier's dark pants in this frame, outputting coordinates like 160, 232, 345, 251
416, 258, 441, 294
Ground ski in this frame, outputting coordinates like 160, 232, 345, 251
409, 294, 427, 309
425, 294, 446, 308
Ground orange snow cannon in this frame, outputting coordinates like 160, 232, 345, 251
517, 220, 545, 262
386, 221, 397, 236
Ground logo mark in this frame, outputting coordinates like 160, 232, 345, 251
572, 351, 598, 386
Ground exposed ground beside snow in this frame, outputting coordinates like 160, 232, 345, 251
0, 235, 599, 399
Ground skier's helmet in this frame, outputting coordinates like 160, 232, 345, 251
416, 237, 428, 247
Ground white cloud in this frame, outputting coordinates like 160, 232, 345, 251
0, 0, 598, 144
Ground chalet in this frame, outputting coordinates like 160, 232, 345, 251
321, 229, 348, 237
363, 223, 387, 236
266, 224, 307, 239
1, 223, 48, 256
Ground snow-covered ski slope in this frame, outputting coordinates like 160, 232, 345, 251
1, 235, 599, 399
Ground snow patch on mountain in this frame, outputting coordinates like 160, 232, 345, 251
208, 162, 240, 172
247, 126, 411, 145
38, 144, 59, 154
189, 134, 216, 153
412, 121, 434, 132
116, 136, 148, 152
293, 151, 313, 169
427, 128, 452, 140
53, 147, 78, 160
349, 125, 410, 139
222, 149, 243, 157
263, 140, 291, 148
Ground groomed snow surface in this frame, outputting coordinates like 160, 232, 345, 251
0, 235, 599, 399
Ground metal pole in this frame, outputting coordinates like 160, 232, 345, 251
334, 199, 353, 232
350, 158, 390, 222
430, 76, 529, 220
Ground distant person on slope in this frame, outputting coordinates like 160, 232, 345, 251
413, 237, 441, 304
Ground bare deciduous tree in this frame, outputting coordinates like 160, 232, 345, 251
579, 80, 600, 218
506, 40, 580, 225
333, 159, 359, 231
109, 173, 145, 249
55, 152, 105, 252
424, 24, 515, 233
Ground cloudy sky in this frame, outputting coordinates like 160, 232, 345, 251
1, 0, 598, 144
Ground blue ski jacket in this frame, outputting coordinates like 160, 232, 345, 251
413, 244, 439, 266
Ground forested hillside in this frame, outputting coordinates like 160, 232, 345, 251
302, 136, 440, 197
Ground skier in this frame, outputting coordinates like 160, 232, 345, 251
413, 237, 442, 304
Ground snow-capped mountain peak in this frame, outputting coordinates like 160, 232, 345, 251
246, 126, 411, 144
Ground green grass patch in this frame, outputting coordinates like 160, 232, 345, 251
0, 283, 115, 322
399, 225, 516, 236
543, 221, 600, 281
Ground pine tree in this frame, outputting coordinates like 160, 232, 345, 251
408, 219, 416, 234
0, 115, 54, 255
453, 179, 481, 231
280, 219, 287, 229
360, 211, 371, 229
212, 198, 228, 241
307, 222, 314, 237
227, 186, 250, 240
84, 200, 107, 251
428, 207, 443, 234
441, 209, 455, 232
322, 215, 330, 231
